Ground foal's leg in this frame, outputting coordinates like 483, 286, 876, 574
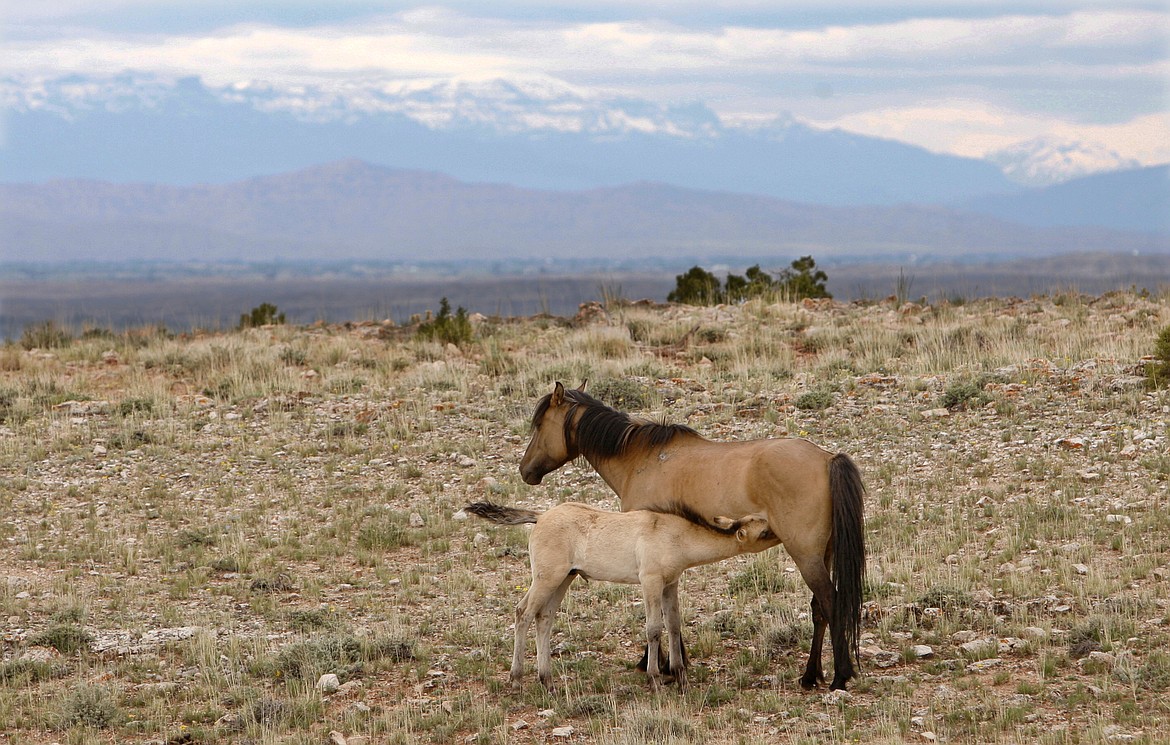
534, 575, 575, 691
662, 581, 687, 691
511, 589, 539, 688
795, 557, 835, 690
640, 577, 667, 691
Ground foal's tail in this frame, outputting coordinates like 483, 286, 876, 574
465, 501, 542, 525
829, 453, 867, 683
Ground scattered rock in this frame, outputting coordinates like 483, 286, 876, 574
409, 513, 425, 528
959, 638, 998, 658
551, 725, 575, 738
317, 673, 341, 693
911, 645, 934, 659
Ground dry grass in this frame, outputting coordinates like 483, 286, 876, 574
1, 291, 1168, 744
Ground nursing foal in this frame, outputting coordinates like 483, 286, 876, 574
466, 500, 779, 692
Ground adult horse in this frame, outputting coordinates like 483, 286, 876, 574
519, 382, 866, 690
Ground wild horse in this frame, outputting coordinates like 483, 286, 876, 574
519, 382, 866, 690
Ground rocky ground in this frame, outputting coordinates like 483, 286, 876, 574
1, 291, 1168, 744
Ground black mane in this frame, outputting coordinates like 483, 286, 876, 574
554, 388, 700, 461
652, 501, 740, 536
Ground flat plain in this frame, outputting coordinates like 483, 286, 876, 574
1, 290, 1168, 744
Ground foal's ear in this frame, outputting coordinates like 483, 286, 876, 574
711, 515, 735, 530
735, 527, 749, 543
551, 381, 566, 406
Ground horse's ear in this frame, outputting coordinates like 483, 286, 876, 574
735, 527, 749, 543
577, 380, 588, 393
551, 382, 566, 406
712, 515, 735, 530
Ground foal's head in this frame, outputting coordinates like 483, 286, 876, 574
520, 381, 585, 485
712, 514, 778, 551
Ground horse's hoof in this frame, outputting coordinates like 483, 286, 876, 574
799, 675, 819, 690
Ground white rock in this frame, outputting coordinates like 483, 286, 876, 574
959, 638, 998, 658
911, 645, 934, 659
1106, 514, 1132, 524
316, 673, 341, 693
409, 513, 425, 528
1073, 563, 1089, 575
452, 509, 469, 521
551, 725, 575, 738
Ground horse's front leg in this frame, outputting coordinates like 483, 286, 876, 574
636, 632, 688, 672
533, 576, 575, 692
662, 581, 687, 691
640, 578, 667, 691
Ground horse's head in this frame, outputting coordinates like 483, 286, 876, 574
520, 381, 585, 485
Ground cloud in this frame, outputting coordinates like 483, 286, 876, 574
815, 102, 1170, 165
0, 4, 1165, 165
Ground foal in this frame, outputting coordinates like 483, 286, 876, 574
465, 500, 779, 692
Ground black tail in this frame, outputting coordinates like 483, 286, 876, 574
464, 501, 542, 525
829, 453, 866, 685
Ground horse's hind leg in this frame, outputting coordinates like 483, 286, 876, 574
796, 558, 834, 690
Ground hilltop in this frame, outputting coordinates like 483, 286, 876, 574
1, 291, 1168, 743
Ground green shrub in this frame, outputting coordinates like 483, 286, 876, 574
668, 257, 831, 306
416, 298, 473, 347
239, 302, 286, 329
589, 378, 651, 410
57, 684, 121, 728
20, 321, 72, 350
667, 266, 722, 305
1146, 325, 1170, 389
941, 379, 991, 410
795, 388, 834, 411
29, 623, 92, 654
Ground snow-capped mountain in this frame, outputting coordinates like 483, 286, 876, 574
0, 72, 1017, 206
986, 137, 1141, 187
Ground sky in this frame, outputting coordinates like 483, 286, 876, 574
1, 0, 1168, 166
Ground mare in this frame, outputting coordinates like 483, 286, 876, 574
519, 382, 867, 690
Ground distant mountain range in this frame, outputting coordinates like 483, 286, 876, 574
1, 74, 1022, 207
1, 160, 1165, 267
1, 74, 1166, 266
